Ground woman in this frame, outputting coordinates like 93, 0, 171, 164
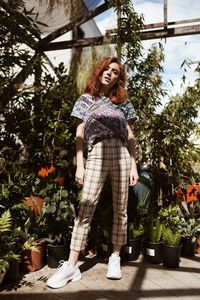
47, 56, 139, 289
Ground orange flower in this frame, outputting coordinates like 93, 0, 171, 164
24, 196, 43, 216
38, 167, 48, 177
47, 164, 55, 174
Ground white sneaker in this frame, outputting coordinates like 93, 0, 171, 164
46, 261, 82, 289
106, 253, 122, 279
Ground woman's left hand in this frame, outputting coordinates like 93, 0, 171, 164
129, 168, 139, 186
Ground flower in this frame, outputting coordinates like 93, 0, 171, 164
55, 176, 65, 186
47, 164, 55, 175
38, 164, 55, 177
38, 167, 48, 177
24, 196, 43, 216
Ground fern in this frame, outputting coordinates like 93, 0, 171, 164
162, 226, 181, 247
128, 222, 144, 239
0, 258, 9, 273
0, 210, 12, 234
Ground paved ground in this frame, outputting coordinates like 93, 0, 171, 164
0, 254, 200, 300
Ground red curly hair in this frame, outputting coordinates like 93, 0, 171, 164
85, 57, 128, 104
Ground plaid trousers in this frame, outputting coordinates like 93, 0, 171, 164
70, 138, 131, 251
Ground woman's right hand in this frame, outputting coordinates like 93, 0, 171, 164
75, 165, 85, 185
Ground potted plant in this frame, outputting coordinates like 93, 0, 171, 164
124, 221, 144, 261
159, 204, 183, 268
40, 186, 76, 268
179, 200, 200, 257
144, 214, 163, 264
0, 210, 20, 284
13, 193, 53, 273
17, 215, 49, 272
162, 225, 182, 268
125, 177, 150, 261
30, 162, 76, 268
175, 184, 200, 256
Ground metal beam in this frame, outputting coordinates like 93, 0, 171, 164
38, 23, 200, 52
0, 1, 113, 110
39, 0, 113, 46
141, 24, 200, 40
143, 18, 200, 30
164, 0, 168, 29
39, 37, 114, 52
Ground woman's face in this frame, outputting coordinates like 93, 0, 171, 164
100, 62, 120, 93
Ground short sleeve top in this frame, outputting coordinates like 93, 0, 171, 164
71, 93, 138, 151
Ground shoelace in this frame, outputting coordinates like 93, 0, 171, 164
58, 260, 65, 268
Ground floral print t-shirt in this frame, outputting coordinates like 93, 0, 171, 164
71, 93, 138, 151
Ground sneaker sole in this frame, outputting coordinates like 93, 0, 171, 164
47, 273, 82, 289
106, 273, 122, 280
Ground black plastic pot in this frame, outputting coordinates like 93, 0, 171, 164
181, 237, 195, 257
47, 243, 69, 268
100, 243, 111, 258
3, 260, 19, 284
144, 241, 163, 264
124, 237, 142, 261
163, 244, 182, 268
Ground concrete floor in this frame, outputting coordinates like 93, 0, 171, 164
0, 254, 200, 300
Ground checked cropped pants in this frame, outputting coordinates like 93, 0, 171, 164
70, 137, 131, 251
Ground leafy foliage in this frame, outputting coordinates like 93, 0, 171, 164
0, 210, 20, 273
145, 217, 163, 243
0, 0, 41, 103
113, 0, 200, 204
0, 210, 12, 233
128, 222, 144, 239
162, 226, 182, 247
0, 0, 199, 252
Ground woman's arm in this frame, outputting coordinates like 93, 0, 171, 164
127, 121, 139, 185
75, 119, 85, 185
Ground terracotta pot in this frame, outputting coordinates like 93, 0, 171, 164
195, 236, 200, 254
0, 272, 6, 285
20, 243, 45, 272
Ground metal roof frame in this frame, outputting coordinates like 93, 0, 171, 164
1, 0, 200, 110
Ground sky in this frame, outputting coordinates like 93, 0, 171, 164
39, 0, 200, 115
94, 0, 200, 111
